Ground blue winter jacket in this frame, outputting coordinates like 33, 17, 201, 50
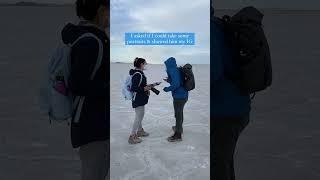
164, 57, 188, 99
211, 17, 251, 118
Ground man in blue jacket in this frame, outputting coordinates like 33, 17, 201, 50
211, 6, 251, 180
163, 57, 189, 142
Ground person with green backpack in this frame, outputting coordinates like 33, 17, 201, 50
163, 57, 195, 142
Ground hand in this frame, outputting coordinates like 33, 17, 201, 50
146, 90, 150, 96
144, 86, 152, 91
163, 87, 169, 92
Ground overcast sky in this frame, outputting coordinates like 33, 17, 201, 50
110, 0, 210, 64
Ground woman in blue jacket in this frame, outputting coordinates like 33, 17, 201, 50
163, 57, 188, 142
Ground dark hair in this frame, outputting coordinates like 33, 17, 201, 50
134, 57, 146, 68
76, 0, 109, 21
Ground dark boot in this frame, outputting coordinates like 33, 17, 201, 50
167, 132, 182, 142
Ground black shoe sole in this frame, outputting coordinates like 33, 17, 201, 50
167, 137, 182, 142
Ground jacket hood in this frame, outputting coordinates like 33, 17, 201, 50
61, 23, 107, 45
61, 23, 83, 45
164, 57, 177, 69
129, 69, 144, 75
232, 6, 264, 24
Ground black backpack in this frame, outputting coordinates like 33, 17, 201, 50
179, 64, 195, 91
222, 6, 272, 95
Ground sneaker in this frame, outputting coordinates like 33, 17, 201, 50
128, 134, 142, 144
137, 128, 149, 137
172, 126, 183, 134
167, 133, 182, 142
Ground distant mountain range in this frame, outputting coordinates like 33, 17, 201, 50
0, 1, 73, 7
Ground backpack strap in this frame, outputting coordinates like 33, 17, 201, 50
132, 72, 143, 87
70, 33, 104, 77
178, 66, 184, 86
72, 33, 104, 124
132, 72, 143, 101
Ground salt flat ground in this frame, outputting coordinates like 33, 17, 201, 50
110, 64, 210, 180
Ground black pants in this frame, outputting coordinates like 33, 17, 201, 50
212, 115, 250, 180
173, 98, 188, 134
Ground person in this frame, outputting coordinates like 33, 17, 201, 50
211, 4, 251, 180
128, 57, 151, 144
163, 57, 188, 142
61, 0, 109, 179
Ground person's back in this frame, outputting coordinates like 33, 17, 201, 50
211, 15, 251, 180
211, 17, 251, 118
63, 1, 110, 180
164, 57, 188, 99
62, 23, 109, 148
